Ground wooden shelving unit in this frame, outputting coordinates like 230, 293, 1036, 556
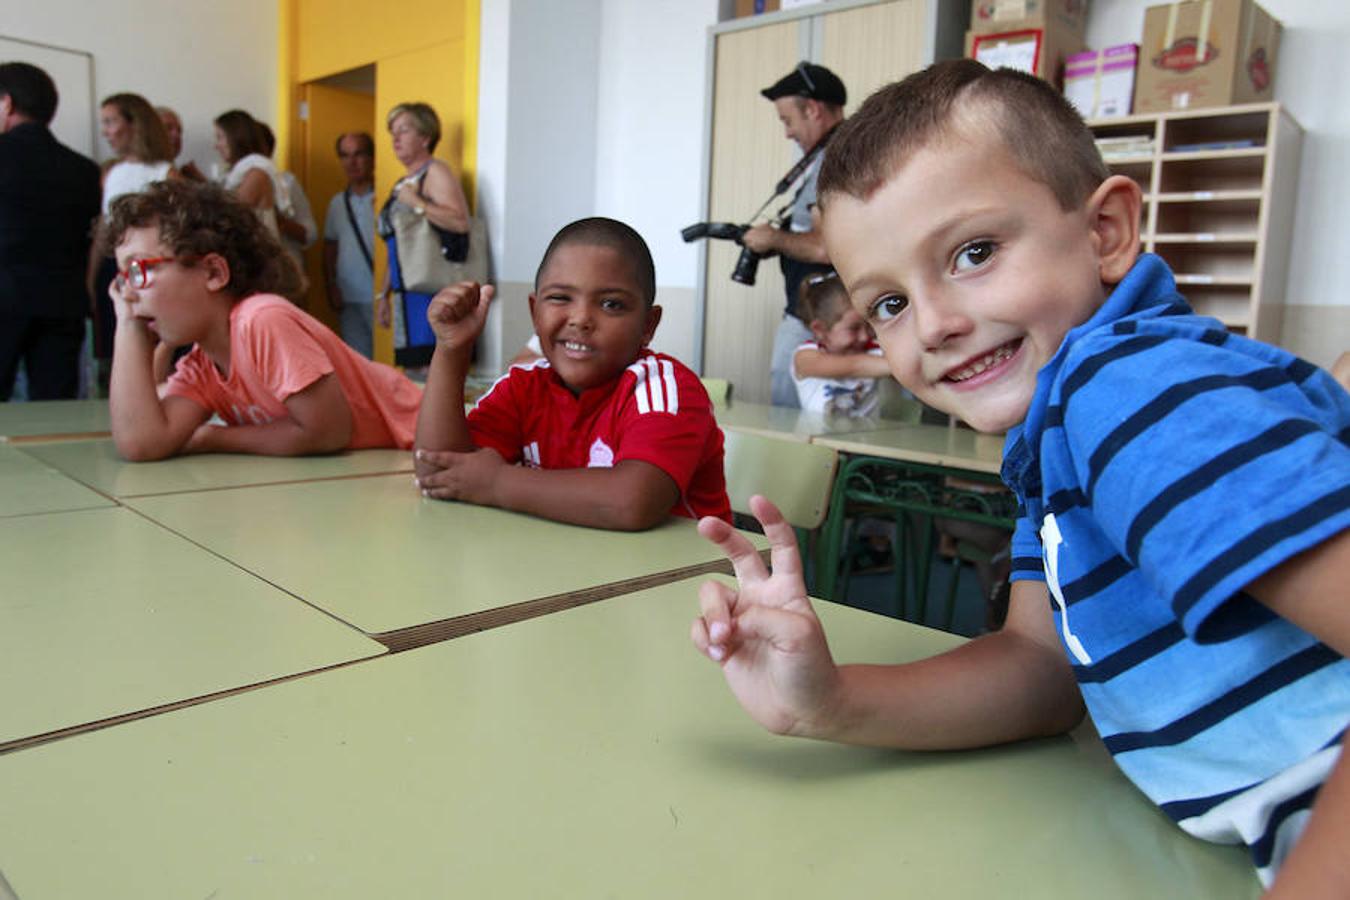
1088, 103, 1302, 342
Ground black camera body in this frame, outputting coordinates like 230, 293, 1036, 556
680, 221, 762, 286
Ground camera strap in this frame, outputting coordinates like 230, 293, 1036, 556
773, 124, 839, 196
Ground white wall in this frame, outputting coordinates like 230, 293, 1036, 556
594, 0, 722, 290
0, 0, 277, 171
476, 0, 718, 365
1088, 0, 1350, 315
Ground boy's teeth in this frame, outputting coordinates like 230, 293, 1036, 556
949, 343, 1014, 381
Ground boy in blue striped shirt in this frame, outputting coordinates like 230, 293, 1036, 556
692, 60, 1349, 894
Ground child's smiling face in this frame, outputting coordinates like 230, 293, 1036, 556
529, 242, 661, 395
823, 122, 1133, 433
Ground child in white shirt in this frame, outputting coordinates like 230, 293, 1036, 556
791, 271, 891, 415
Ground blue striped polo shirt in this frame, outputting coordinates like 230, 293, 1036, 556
1000, 253, 1350, 885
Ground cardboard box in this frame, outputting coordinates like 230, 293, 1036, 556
733, 0, 781, 17
966, 23, 1088, 89
1134, 0, 1281, 113
970, 0, 1090, 36
1065, 44, 1139, 119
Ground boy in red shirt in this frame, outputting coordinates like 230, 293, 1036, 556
105, 180, 421, 460
414, 217, 730, 530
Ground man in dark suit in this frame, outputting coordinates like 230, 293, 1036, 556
0, 61, 101, 400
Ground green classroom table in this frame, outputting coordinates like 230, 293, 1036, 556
126, 474, 769, 648
0, 398, 110, 443
0, 444, 114, 518
0, 577, 1259, 898
19, 438, 415, 498
715, 399, 903, 443
812, 422, 1006, 476
0, 506, 384, 754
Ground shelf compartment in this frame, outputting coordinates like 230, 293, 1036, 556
1162, 110, 1270, 153
1153, 233, 1259, 245
1158, 154, 1266, 194
1160, 147, 1267, 163
1173, 273, 1253, 287
1155, 196, 1260, 240
1177, 285, 1255, 330
1156, 245, 1256, 282
1154, 188, 1262, 203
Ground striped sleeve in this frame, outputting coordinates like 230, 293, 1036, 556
1055, 329, 1350, 641
616, 356, 717, 493
1009, 515, 1046, 583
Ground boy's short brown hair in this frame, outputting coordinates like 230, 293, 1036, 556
819, 59, 1108, 212
535, 217, 657, 307
102, 180, 302, 300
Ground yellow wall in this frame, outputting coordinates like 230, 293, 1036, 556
279, 0, 479, 364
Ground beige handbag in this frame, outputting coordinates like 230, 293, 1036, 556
380, 166, 490, 294
387, 204, 489, 295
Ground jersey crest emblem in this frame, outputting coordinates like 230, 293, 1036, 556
587, 438, 615, 468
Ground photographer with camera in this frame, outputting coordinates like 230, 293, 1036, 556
744, 62, 846, 407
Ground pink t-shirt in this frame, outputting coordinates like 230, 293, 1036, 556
164, 294, 422, 449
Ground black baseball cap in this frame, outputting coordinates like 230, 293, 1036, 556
761, 62, 846, 106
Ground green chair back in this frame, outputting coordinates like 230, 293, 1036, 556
700, 378, 732, 409
722, 430, 838, 530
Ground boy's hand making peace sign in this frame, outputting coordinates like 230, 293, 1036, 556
691, 494, 844, 738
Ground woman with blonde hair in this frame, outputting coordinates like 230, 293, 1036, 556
376, 101, 470, 369
92, 92, 177, 389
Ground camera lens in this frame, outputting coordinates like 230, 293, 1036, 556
731, 247, 760, 286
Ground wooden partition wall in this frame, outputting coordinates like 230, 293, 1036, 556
699, 0, 965, 402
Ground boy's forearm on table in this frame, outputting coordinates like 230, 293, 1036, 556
821, 629, 1084, 748
813, 581, 1082, 749
190, 418, 340, 456
490, 462, 674, 531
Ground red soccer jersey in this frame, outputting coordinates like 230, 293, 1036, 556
467, 351, 731, 523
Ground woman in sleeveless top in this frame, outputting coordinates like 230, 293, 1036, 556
213, 109, 286, 240
376, 101, 470, 370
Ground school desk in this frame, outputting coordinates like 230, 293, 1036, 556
18, 438, 414, 498
811, 425, 1009, 620
0, 398, 111, 443
811, 423, 1006, 475
0, 506, 383, 754
714, 399, 901, 443
0, 577, 1259, 899
0, 443, 114, 518
125, 473, 769, 649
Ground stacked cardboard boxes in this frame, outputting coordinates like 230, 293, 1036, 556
965, 0, 1089, 88
1134, 0, 1281, 112
1064, 44, 1139, 118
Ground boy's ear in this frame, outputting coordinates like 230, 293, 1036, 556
1087, 174, 1142, 285
809, 319, 829, 341
640, 304, 662, 347
201, 252, 232, 292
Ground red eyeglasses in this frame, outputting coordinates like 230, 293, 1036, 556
114, 257, 177, 292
